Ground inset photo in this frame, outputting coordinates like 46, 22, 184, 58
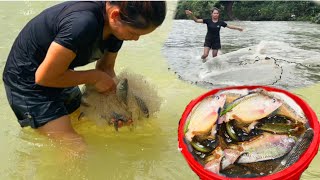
163, 0, 320, 89
169, 1, 320, 180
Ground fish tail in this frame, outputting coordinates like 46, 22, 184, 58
273, 128, 314, 173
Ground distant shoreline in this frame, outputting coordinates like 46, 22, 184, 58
175, 1, 320, 24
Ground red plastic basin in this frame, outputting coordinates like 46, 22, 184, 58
178, 85, 320, 180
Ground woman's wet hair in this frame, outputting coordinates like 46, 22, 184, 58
109, 1, 167, 29
211, 7, 220, 14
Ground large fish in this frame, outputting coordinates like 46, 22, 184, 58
222, 89, 282, 124
270, 92, 308, 124
221, 133, 296, 169
273, 128, 314, 173
116, 78, 128, 105
116, 78, 150, 119
185, 94, 226, 142
134, 96, 149, 118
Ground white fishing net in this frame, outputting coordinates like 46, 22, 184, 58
78, 70, 162, 127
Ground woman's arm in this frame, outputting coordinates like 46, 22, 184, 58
185, 10, 203, 23
95, 51, 118, 81
226, 24, 243, 31
35, 42, 115, 93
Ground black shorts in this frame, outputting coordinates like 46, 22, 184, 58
204, 38, 221, 49
4, 83, 82, 129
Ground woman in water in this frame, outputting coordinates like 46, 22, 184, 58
185, 7, 243, 62
3, 1, 166, 150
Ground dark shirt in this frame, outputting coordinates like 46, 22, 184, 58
203, 19, 227, 41
3, 1, 123, 87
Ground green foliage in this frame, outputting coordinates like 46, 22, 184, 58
174, 0, 227, 20
233, 1, 320, 21
175, 0, 320, 23
312, 13, 320, 24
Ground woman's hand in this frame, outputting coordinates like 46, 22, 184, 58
185, 10, 193, 16
94, 71, 117, 94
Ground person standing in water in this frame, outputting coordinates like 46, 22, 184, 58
185, 7, 243, 62
2, 1, 166, 150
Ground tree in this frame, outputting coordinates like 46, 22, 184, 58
219, 1, 237, 20
174, 0, 320, 22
